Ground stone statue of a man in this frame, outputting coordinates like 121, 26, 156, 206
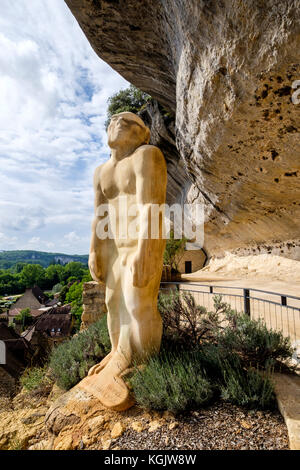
78, 111, 167, 410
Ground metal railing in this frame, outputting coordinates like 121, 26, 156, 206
160, 281, 300, 344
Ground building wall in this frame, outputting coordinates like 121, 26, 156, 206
177, 250, 206, 274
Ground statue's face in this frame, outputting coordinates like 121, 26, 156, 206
108, 112, 149, 150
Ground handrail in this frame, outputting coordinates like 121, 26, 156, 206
160, 281, 300, 302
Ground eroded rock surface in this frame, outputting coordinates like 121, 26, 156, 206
65, 0, 300, 260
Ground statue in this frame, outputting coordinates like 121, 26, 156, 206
77, 112, 167, 410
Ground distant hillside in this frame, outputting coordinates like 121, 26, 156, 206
0, 250, 88, 269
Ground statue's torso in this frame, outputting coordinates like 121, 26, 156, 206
98, 150, 140, 249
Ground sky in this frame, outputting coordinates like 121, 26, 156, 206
0, 0, 128, 254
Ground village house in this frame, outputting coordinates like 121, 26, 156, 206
22, 304, 73, 353
0, 323, 32, 396
9, 285, 58, 313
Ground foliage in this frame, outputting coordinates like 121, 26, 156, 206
129, 349, 214, 413
158, 290, 220, 347
105, 84, 151, 128
20, 366, 53, 395
131, 292, 295, 412
220, 362, 276, 409
15, 308, 32, 329
163, 230, 186, 272
158, 291, 293, 368
51, 283, 63, 294
216, 309, 294, 368
0, 260, 90, 296
65, 281, 84, 330
0, 250, 88, 270
49, 316, 110, 390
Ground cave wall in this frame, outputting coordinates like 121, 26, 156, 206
65, 0, 300, 260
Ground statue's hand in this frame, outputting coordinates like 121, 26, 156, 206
131, 253, 151, 288
89, 252, 102, 283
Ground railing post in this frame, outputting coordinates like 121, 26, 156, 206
243, 289, 250, 316
209, 286, 213, 294
281, 296, 287, 306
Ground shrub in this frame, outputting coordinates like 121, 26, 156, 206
220, 361, 276, 410
20, 366, 52, 395
49, 316, 110, 390
158, 290, 221, 348
163, 230, 187, 273
52, 283, 63, 294
216, 313, 294, 368
129, 349, 214, 414
15, 308, 32, 330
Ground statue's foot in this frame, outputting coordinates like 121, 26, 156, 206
77, 353, 134, 411
88, 351, 114, 376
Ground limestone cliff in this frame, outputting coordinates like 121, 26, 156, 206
65, 0, 300, 260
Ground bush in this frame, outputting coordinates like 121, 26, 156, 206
216, 313, 294, 368
220, 362, 276, 410
129, 349, 214, 414
158, 290, 220, 348
163, 231, 187, 273
20, 366, 52, 395
49, 316, 110, 390
52, 283, 63, 294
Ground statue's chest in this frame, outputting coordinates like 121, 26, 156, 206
100, 160, 136, 199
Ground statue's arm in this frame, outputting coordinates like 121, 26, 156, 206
132, 145, 167, 288
89, 165, 106, 283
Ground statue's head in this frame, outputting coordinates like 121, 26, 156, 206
107, 111, 150, 151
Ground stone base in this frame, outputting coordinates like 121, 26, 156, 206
273, 372, 300, 450
80, 281, 107, 330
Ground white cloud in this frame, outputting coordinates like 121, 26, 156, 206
0, 0, 128, 254
28, 237, 40, 244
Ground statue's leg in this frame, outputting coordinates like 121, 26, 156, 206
122, 272, 163, 362
88, 256, 121, 376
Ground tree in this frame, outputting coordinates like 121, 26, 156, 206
105, 84, 151, 128
65, 281, 84, 331
45, 264, 64, 288
15, 308, 32, 331
61, 262, 85, 283
163, 231, 187, 272
20, 264, 44, 288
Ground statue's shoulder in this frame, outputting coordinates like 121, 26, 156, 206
93, 162, 105, 178
93, 163, 106, 189
133, 144, 165, 171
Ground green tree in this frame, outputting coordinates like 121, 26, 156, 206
163, 231, 187, 272
20, 264, 45, 288
65, 281, 84, 331
45, 264, 64, 287
105, 84, 151, 128
62, 262, 85, 283
15, 308, 32, 331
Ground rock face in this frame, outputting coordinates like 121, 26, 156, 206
65, 0, 300, 260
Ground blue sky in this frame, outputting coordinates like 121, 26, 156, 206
0, 0, 128, 254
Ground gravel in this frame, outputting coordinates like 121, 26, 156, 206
111, 402, 289, 450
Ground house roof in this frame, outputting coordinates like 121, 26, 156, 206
8, 308, 43, 318
35, 313, 72, 337
31, 285, 49, 304
45, 298, 59, 307
0, 324, 32, 377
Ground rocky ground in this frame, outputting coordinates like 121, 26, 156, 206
0, 386, 289, 451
